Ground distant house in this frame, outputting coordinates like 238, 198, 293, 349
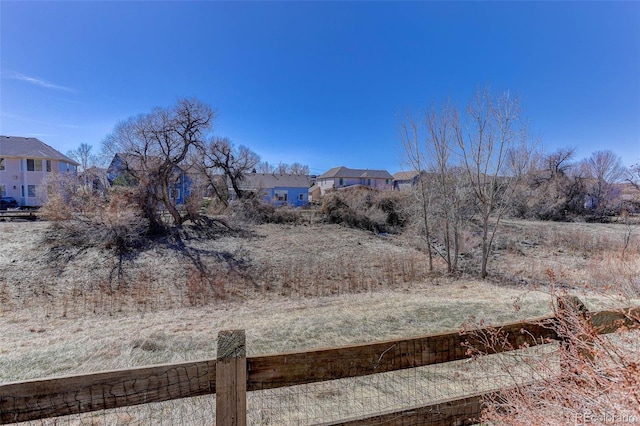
0, 136, 79, 207
80, 167, 110, 194
315, 166, 393, 197
393, 171, 422, 191
234, 173, 311, 207
106, 153, 191, 204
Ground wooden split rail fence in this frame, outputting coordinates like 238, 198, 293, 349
1, 300, 639, 425
0, 211, 38, 221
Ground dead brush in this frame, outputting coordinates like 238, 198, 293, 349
0, 281, 12, 315
185, 268, 211, 307
474, 284, 640, 425
131, 271, 154, 314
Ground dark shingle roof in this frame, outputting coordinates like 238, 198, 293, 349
0, 136, 79, 165
238, 173, 310, 190
318, 166, 393, 180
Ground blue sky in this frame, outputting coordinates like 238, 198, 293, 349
1, 1, 638, 174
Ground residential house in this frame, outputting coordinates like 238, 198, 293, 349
80, 166, 110, 195
393, 171, 422, 191
0, 136, 79, 207
314, 166, 393, 197
106, 153, 191, 204
234, 173, 311, 207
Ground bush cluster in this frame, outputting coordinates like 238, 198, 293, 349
320, 189, 407, 233
44, 187, 148, 256
228, 198, 305, 225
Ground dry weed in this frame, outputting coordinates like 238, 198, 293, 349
474, 279, 640, 425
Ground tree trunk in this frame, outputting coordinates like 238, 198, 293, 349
480, 207, 490, 279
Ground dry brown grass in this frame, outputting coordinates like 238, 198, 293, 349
1, 216, 639, 424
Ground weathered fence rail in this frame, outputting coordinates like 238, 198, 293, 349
1, 303, 638, 425
0, 211, 38, 221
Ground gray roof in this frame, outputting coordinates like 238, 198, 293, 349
238, 173, 310, 190
318, 166, 393, 180
0, 136, 79, 165
393, 171, 420, 180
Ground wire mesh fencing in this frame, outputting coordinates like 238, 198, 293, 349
3, 304, 638, 426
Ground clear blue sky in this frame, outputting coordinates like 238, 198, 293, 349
1, 1, 638, 174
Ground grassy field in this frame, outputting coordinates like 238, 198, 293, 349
1, 216, 639, 423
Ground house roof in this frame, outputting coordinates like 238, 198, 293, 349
0, 136, 79, 165
109, 153, 172, 172
393, 171, 420, 180
238, 173, 310, 190
318, 166, 393, 180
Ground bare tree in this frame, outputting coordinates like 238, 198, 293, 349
544, 147, 576, 178
521, 147, 590, 219
67, 143, 96, 173
200, 137, 260, 200
581, 150, 628, 214
103, 98, 214, 231
399, 90, 531, 278
585, 150, 627, 184
628, 163, 640, 190
425, 102, 469, 273
256, 161, 275, 173
288, 162, 310, 175
68, 143, 98, 188
275, 162, 289, 174
399, 112, 434, 271
255, 161, 310, 175
454, 88, 529, 278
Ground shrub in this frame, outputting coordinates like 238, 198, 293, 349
321, 189, 408, 233
228, 198, 304, 225
45, 188, 148, 256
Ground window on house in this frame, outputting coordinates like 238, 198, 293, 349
0, 158, 4, 170
27, 185, 37, 197
46, 160, 52, 172
0, 184, 6, 197
339, 178, 344, 186
274, 189, 288, 201
367, 179, 372, 186
27, 159, 42, 172
386, 179, 391, 185
21, 186, 25, 197
298, 193, 305, 201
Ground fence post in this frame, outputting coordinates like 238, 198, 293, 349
557, 295, 594, 371
216, 330, 247, 426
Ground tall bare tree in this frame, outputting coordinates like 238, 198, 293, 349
399, 112, 434, 271
425, 102, 469, 273
103, 98, 214, 231
454, 88, 529, 278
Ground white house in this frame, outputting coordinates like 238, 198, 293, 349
0, 136, 79, 207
